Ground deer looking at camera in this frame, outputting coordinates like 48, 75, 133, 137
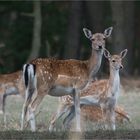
21, 27, 113, 131
60, 49, 128, 130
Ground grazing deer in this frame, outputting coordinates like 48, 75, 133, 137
21, 27, 113, 131
60, 49, 128, 130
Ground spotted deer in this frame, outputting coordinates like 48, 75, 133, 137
49, 79, 130, 131
0, 71, 25, 126
60, 49, 128, 130
21, 27, 113, 131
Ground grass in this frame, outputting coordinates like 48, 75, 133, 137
2, 88, 140, 131
0, 79, 139, 139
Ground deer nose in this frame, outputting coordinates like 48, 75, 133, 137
98, 46, 102, 49
120, 65, 123, 69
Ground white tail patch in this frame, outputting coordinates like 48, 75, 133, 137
21, 63, 37, 130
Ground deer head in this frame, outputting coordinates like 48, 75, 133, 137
104, 49, 128, 70
83, 27, 113, 51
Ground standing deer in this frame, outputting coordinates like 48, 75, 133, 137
0, 71, 25, 126
49, 79, 130, 131
0, 71, 129, 130
60, 49, 128, 130
21, 27, 113, 131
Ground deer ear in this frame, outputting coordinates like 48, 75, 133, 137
104, 27, 113, 38
104, 49, 111, 59
120, 49, 128, 59
83, 28, 92, 40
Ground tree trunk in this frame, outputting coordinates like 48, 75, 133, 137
85, 1, 104, 32
135, 3, 140, 75
64, 1, 82, 59
110, 1, 134, 75
123, 2, 134, 75
28, 0, 42, 62
85, 1, 104, 77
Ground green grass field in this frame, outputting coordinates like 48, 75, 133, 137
2, 84, 140, 131
0, 78, 139, 139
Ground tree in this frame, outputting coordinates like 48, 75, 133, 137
85, 1, 104, 77
110, 1, 134, 75
64, 1, 82, 59
85, 1, 104, 32
135, 2, 140, 74
28, 0, 42, 62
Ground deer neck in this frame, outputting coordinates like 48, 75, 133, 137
108, 67, 120, 98
88, 49, 103, 80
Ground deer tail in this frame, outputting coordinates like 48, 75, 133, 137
22, 63, 36, 116
115, 107, 131, 122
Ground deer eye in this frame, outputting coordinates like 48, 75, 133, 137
103, 38, 105, 40
91, 38, 95, 41
112, 60, 115, 62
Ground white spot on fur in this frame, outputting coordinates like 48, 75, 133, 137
50, 73, 52, 77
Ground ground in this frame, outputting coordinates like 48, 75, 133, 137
0, 77, 140, 139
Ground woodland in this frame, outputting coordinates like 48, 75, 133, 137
0, 1, 138, 77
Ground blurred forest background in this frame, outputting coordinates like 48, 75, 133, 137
0, 1, 138, 76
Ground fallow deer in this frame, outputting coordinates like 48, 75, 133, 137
49, 80, 130, 131
21, 27, 113, 131
0, 71, 25, 126
60, 49, 128, 130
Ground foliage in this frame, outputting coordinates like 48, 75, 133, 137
0, 1, 138, 75
0, 1, 70, 73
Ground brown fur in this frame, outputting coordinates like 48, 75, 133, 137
59, 79, 130, 123
0, 71, 25, 112
22, 27, 113, 131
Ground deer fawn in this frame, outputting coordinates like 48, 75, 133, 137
49, 79, 130, 131
21, 27, 113, 131
60, 49, 128, 130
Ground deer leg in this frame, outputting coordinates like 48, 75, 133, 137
2, 88, 19, 128
72, 90, 81, 131
21, 87, 37, 130
49, 85, 81, 131
63, 96, 100, 130
62, 93, 80, 131
27, 94, 44, 131
102, 108, 110, 130
0, 94, 4, 114
104, 108, 115, 130
21, 89, 30, 130
21, 92, 28, 130
108, 98, 116, 130
49, 104, 70, 132
0, 93, 7, 128
109, 108, 116, 130
103, 99, 116, 130
63, 105, 75, 130
0, 94, 7, 128
27, 106, 36, 131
